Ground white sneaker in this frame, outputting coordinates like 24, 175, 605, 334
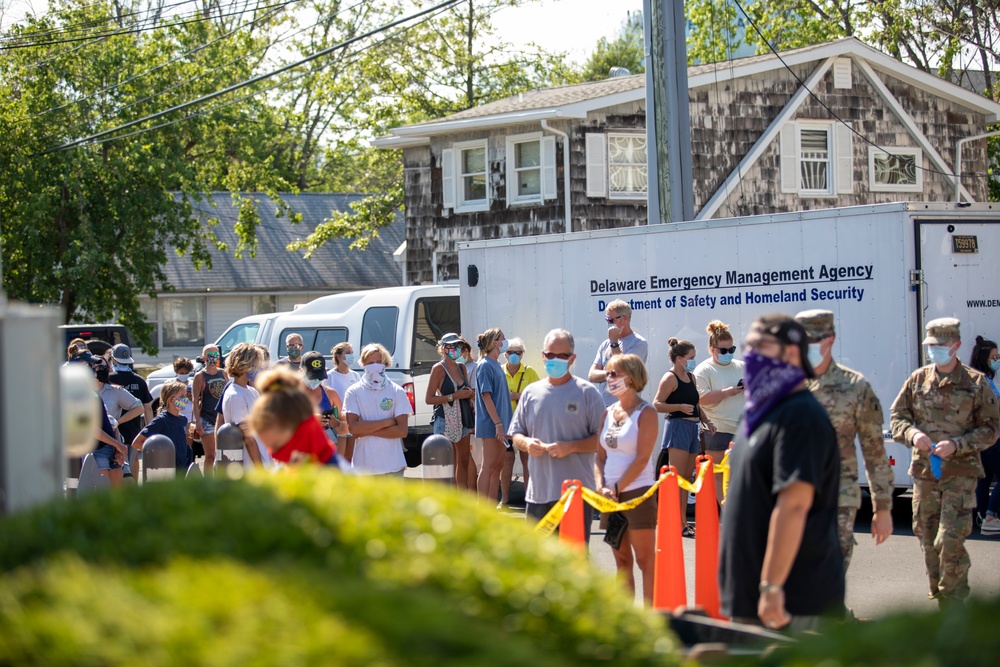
982, 515, 1000, 535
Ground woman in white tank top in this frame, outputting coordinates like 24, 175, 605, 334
594, 354, 659, 605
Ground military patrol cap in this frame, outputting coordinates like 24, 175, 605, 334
922, 317, 961, 345
794, 309, 835, 341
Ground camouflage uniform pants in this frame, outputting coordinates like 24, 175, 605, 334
837, 506, 858, 572
912, 476, 978, 600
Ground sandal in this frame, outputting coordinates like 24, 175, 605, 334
681, 525, 695, 538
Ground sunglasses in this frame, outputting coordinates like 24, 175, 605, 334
715, 346, 737, 354
206, 352, 221, 358
507, 350, 524, 355
604, 314, 624, 324
542, 351, 572, 360
607, 370, 623, 379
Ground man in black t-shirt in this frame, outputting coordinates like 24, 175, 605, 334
719, 314, 843, 631
108, 344, 154, 446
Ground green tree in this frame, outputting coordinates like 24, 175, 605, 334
0, 0, 294, 352
580, 10, 644, 81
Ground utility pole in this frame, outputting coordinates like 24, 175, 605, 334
643, 0, 694, 223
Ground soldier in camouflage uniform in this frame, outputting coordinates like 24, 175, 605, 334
890, 317, 1000, 604
795, 310, 895, 572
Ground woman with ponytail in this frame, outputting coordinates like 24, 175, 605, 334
475, 327, 513, 501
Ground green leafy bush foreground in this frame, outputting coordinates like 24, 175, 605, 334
0, 469, 677, 666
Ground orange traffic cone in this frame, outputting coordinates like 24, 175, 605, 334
653, 466, 687, 611
694, 456, 722, 619
559, 479, 586, 549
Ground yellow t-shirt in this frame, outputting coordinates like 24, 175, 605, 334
505, 363, 541, 413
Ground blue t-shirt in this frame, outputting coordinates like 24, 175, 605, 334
475, 357, 513, 438
141, 412, 193, 470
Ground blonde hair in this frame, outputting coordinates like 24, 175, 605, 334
605, 354, 647, 392
667, 337, 694, 363
254, 344, 271, 365
477, 328, 503, 360
606, 299, 632, 319
159, 380, 188, 414
249, 368, 314, 434
706, 320, 734, 349
331, 341, 352, 362
359, 343, 392, 366
227, 343, 262, 378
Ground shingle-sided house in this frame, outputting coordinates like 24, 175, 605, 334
374, 37, 1000, 286
133, 192, 403, 365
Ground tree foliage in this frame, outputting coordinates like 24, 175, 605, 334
580, 10, 644, 81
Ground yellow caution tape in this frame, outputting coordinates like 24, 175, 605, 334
532, 452, 731, 534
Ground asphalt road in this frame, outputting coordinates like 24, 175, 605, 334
583, 493, 1000, 617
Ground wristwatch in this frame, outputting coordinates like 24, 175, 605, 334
758, 581, 783, 595
609, 342, 620, 349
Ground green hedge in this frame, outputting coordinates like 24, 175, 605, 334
0, 469, 677, 666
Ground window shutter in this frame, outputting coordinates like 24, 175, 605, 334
779, 123, 798, 193
541, 136, 557, 200
835, 122, 853, 194
441, 148, 455, 211
585, 133, 607, 198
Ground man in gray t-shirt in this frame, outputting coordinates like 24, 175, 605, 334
588, 299, 648, 406
511, 329, 606, 539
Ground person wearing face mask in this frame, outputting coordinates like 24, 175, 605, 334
276, 333, 306, 371
589, 300, 649, 407
251, 367, 341, 467
172, 357, 197, 451
794, 309, 894, 575
693, 320, 745, 501
426, 333, 476, 489
342, 343, 412, 475
95, 354, 144, 478
301, 351, 348, 443
594, 354, 658, 603
86, 355, 135, 485
108, 344, 154, 444
192, 344, 228, 473
500, 337, 539, 508
891, 318, 999, 606
720, 314, 842, 632
510, 329, 605, 539
324, 342, 361, 402
220, 343, 275, 469
968, 335, 1000, 534
457, 336, 480, 490
654, 337, 716, 537
474, 328, 514, 500
132, 381, 195, 471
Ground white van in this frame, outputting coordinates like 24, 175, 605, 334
267, 285, 461, 464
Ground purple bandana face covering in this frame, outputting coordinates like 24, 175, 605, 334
743, 350, 806, 435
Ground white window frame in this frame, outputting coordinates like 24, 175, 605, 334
797, 122, 835, 197
868, 146, 923, 192
606, 132, 648, 201
453, 139, 490, 214
505, 132, 544, 205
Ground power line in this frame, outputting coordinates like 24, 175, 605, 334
45, 0, 463, 152
0, 0, 200, 45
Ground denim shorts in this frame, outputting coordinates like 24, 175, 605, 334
200, 416, 217, 435
433, 415, 473, 438
662, 418, 700, 454
91, 443, 122, 470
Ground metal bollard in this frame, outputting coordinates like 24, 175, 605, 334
216, 423, 244, 472
421, 434, 454, 484
141, 434, 175, 483
185, 462, 202, 479
77, 453, 109, 494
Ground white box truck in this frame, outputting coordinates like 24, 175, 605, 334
458, 202, 1000, 492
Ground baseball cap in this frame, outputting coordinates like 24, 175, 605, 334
111, 343, 134, 365
750, 313, 815, 378
302, 351, 328, 380
69, 349, 101, 364
922, 317, 961, 345
794, 309, 835, 341
439, 332, 462, 346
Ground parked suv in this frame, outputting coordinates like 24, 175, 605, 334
58, 324, 133, 358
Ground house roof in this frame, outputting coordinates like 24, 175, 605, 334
161, 193, 403, 293
373, 38, 1000, 148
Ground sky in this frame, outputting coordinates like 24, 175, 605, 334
1, 0, 646, 64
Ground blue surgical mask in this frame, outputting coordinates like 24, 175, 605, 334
807, 343, 824, 369
545, 358, 569, 379
991, 359, 1000, 372
507, 353, 521, 366
246, 369, 259, 383
113, 363, 131, 373
926, 345, 954, 367
344, 353, 356, 366
176, 373, 190, 383
717, 353, 733, 365
457, 356, 468, 364
305, 378, 323, 390
685, 358, 696, 373
499, 339, 509, 354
